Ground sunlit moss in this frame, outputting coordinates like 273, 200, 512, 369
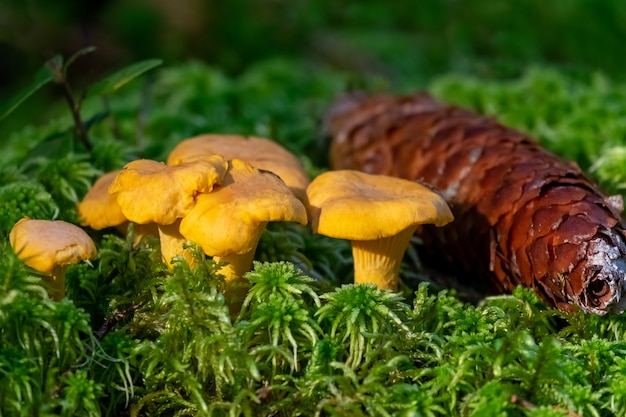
4, 59, 626, 415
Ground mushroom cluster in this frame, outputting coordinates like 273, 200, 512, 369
10, 134, 453, 302
73, 134, 455, 302
79, 135, 311, 289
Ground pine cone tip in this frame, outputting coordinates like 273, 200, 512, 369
579, 235, 626, 315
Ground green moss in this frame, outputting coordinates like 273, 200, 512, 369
4, 57, 626, 415
0, 181, 59, 236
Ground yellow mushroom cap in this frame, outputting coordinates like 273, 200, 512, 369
166, 134, 310, 201
9, 218, 97, 273
109, 156, 228, 225
179, 159, 308, 256
306, 170, 454, 240
78, 171, 127, 229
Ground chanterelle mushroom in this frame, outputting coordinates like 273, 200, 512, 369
79, 171, 127, 230
10, 217, 97, 300
167, 134, 310, 202
78, 170, 158, 243
179, 159, 308, 284
108, 156, 228, 266
306, 170, 454, 291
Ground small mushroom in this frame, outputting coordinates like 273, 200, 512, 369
108, 156, 228, 266
78, 171, 158, 243
167, 134, 310, 202
306, 170, 454, 291
9, 217, 97, 300
78, 171, 127, 230
179, 159, 308, 283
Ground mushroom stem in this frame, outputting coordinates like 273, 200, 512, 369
213, 223, 266, 284
351, 227, 417, 291
215, 248, 257, 314
48, 265, 68, 301
214, 233, 263, 315
214, 249, 257, 284
158, 220, 196, 268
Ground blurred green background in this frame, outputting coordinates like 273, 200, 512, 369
3, 0, 626, 86
2, 0, 626, 136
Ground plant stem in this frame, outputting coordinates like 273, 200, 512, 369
61, 81, 93, 151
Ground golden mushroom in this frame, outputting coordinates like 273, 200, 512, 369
108, 156, 228, 267
306, 170, 454, 291
78, 171, 127, 230
78, 170, 158, 243
167, 134, 310, 202
10, 218, 97, 300
179, 158, 308, 284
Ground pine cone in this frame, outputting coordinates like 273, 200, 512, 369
327, 92, 626, 314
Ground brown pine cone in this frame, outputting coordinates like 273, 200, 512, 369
327, 92, 626, 314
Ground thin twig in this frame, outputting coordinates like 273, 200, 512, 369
95, 302, 144, 340
60, 81, 93, 151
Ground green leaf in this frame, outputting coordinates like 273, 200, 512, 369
87, 59, 163, 97
64, 46, 97, 71
0, 63, 55, 121
19, 130, 75, 163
